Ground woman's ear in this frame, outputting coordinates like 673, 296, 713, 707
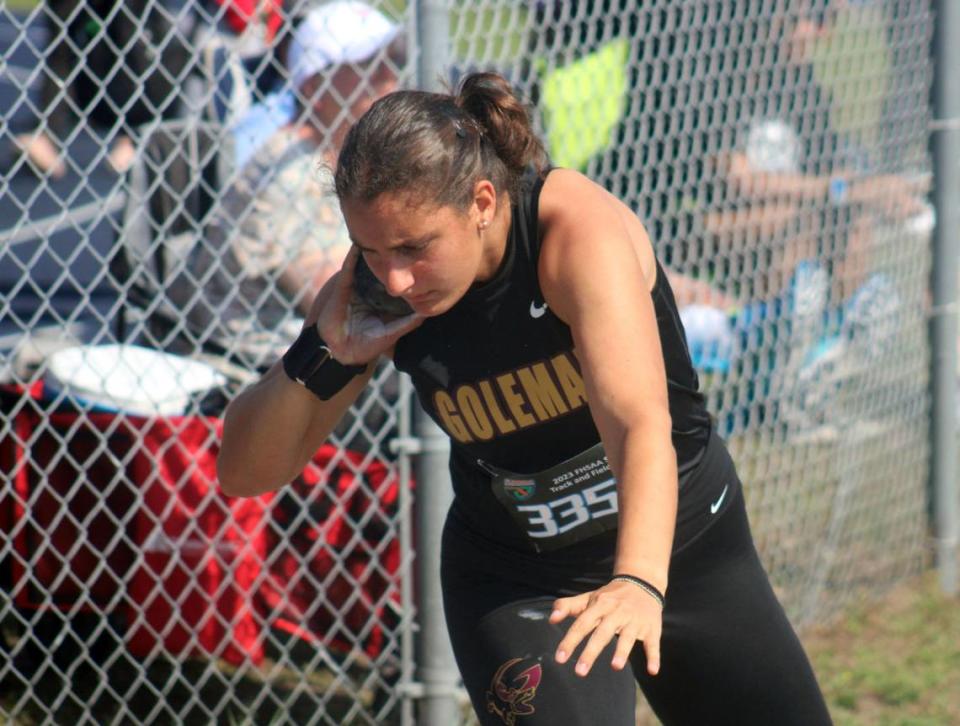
472, 179, 498, 228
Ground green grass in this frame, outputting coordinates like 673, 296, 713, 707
634, 572, 960, 725
805, 572, 960, 726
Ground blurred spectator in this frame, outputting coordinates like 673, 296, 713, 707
227, 1, 409, 167
195, 0, 292, 125
229, 88, 297, 167
529, 0, 923, 287
169, 1, 405, 372
701, 1, 924, 299
672, 0, 928, 435
12, 1, 71, 178
13, 0, 191, 178
531, 0, 925, 435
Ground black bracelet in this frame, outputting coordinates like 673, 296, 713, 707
282, 325, 367, 401
610, 574, 665, 608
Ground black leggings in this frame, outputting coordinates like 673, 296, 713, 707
441, 486, 832, 725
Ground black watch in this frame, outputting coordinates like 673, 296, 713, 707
282, 325, 367, 400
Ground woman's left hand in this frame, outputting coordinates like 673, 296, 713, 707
550, 580, 663, 677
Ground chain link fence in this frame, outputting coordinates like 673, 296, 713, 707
446, 0, 934, 623
0, 0, 938, 724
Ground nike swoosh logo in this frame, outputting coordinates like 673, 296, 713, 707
710, 484, 729, 515
530, 301, 548, 319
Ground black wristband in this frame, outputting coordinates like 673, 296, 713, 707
282, 325, 367, 400
610, 574, 665, 608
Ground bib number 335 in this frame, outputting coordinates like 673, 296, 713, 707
483, 442, 620, 552
518, 478, 617, 539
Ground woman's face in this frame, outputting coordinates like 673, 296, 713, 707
341, 186, 499, 317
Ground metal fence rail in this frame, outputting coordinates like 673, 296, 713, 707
0, 1, 941, 724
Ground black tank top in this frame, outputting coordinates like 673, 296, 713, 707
394, 169, 711, 544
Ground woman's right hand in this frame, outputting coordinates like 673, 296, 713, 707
310, 246, 423, 365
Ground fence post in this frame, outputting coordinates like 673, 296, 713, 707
412, 402, 461, 725
410, 6, 463, 725
931, 0, 960, 596
417, 0, 450, 93
395, 375, 418, 726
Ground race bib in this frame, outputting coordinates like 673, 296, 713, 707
480, 442, 619, 552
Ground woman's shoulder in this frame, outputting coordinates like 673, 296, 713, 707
538, 166, 593, 199
537, 169, 657, 288
538, 168, 646, 242
537, 168, 604, 227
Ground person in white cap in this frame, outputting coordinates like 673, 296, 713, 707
170, 1, 406, 374
231, 0, 404, 167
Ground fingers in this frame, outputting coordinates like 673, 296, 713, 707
643, 627, 662, 676
550, 594, 588, 665
551, 587, 664, 678
335, 246, 362, 308
549, 593, 588, 624
341, 244, 361, 277
348, 307, 423, 343
559, 615, 661, 677
380, 311, 424, 339
553, 595, 611, 668
571, 615, 623, 677
611, 625, 638, 671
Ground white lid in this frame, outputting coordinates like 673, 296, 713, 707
44, 344, 227, 416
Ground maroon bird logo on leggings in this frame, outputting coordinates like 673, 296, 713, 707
485, 657, 543, 725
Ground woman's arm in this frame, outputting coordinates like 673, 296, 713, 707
537, 169, 677, 676
218, 247, 422, 497
218, 356, 374, 497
